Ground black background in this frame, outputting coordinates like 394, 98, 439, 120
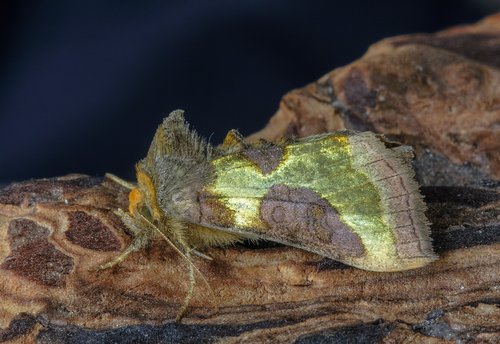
0, 1, 497, 184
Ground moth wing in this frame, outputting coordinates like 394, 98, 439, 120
197, 132, 436, 272
197, 188, 368, 261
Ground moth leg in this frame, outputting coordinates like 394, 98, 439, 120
154, 219, 212, 322
175, 251, 196, 322
105, 173, 136, 190
164, 224, 198, 322
93, 209, 150, 271
133, 214, 219, 321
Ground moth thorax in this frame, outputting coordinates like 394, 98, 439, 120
168, 186, 202, 221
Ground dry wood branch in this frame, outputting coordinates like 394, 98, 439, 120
0, 176, 498, 343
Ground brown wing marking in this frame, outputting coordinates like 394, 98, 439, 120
241, 144, 284, 175
198, 192, 236, 229
259, 184, 365, 258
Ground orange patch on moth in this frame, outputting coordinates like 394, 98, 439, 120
132, 169, 162, 219
128, 188, 142, 214
328, 134, 349, 146
222, 129, 246, 148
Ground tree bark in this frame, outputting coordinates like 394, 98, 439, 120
1, 14, 500, 344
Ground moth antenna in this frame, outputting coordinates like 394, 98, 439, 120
105, 173, 136, 190
136, 213, 219, 320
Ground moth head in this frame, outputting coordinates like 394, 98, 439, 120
129, 165, 162, 221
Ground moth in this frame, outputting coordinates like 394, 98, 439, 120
101, 110, 437, 321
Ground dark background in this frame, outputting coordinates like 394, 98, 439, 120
1, 1, 498, 184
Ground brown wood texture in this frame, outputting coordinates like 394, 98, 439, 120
1, 14, 500, 344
